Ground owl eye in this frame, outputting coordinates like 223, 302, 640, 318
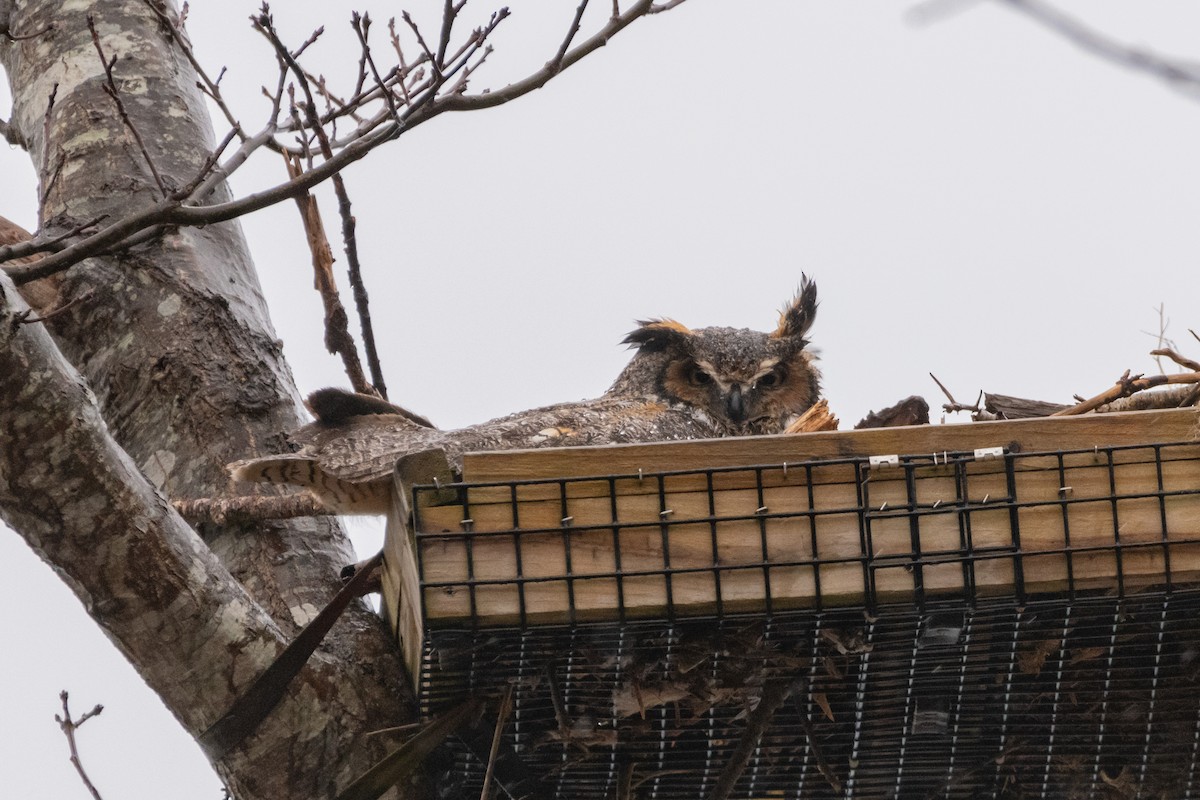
757, 369, 784, 389
687, 365, 712, 386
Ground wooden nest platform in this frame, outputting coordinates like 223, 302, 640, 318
382, 408, 1200, 799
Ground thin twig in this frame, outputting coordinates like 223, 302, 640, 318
258, 12, 383, 396
364, 721, 422, 738
708, 678, 797, 800
0, 215, 105, 263
352, 13, 400, 122
335, 174, 388, 397
402, 11, 438, 71
929, 372, 981, 414
1142, 303, 1176, 374
1151, 347, 1200, 373
479, 685, 514, 800
88, 15, 170, 196
139, 0, 252, 146
38, 82, 60, 205
438, 0, 669, 112
173, 127, 240, 200
0, 15, 53, 41
994, 0, 1200, 96
388, 18, 415, 105
545, 663, 571, 745
791, 690, 842, 794
550, 0, 590, 76
55, 691, 105, 800
436, 0, 459, 72
13, 289, 96, 325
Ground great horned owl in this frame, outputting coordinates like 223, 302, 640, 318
230, 278, 820, 514
607, 277, 819, 435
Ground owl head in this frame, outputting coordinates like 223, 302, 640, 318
606, 278, 821, 435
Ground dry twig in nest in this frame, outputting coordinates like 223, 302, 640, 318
784, 399, 839, 433
1054, 369, 1200, 416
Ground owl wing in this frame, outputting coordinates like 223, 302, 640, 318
229, 395, 721, 513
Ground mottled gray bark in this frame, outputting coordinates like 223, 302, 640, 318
0, 1, 414, 797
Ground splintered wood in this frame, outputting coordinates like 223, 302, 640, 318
384, 408, 1200, 638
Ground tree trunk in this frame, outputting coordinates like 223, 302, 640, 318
0, 1, 415, 797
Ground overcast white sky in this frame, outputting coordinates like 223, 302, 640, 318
3, 1, 1199, 797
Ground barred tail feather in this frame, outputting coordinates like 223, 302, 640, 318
227, 455, 389, 515
229, 454, 319, 486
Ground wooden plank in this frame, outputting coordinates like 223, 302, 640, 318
383, 450, 457, 687
420, 444, 1200, 531
446, 439, 1200, 508
458, 407, 1200, 485
386, 479, 424, 684
418, 499, 1200, 625
414, 448, 1200, 625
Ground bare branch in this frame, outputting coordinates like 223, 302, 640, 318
174, 126, 239, 199
435, 0, 459, 73
1053, 369, 1200, 416
4, 108, 409, 283
402, 11, 438, 72
708, 678, 798, 800
439, 0, 676, 112
334, 178, 388, 398
929, 372, 981, 415
6, 0, 682, 286
0, 115, 28, 148
352, 12, 400, 123
0, 215, 105, 262
284, 152, 375, 395
479, 685, 514, 800
0, 15, 53, 41
4, 198, 180, 283
551, 0, 591, 76
1142, 303, 1176, 374
1151, 347, 1200, 373
12, 289, 96, 325
173, 493, 330, 526
55, 691, 105, 800
258, 12, 386, 397
994, 0, 1200, 96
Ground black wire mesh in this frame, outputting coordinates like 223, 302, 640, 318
407, 441, 1200, 799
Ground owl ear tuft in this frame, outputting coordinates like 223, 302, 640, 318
772, 276, 818, 343
622, 318, 694, 353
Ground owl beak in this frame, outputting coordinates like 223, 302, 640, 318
725, 385, 748, 422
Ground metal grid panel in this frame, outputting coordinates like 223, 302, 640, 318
413, 442, 1200, 624
410, 441, 1200, 798
423, 595, 1200, 799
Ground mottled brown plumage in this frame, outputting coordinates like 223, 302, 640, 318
230, 280, 822, 513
